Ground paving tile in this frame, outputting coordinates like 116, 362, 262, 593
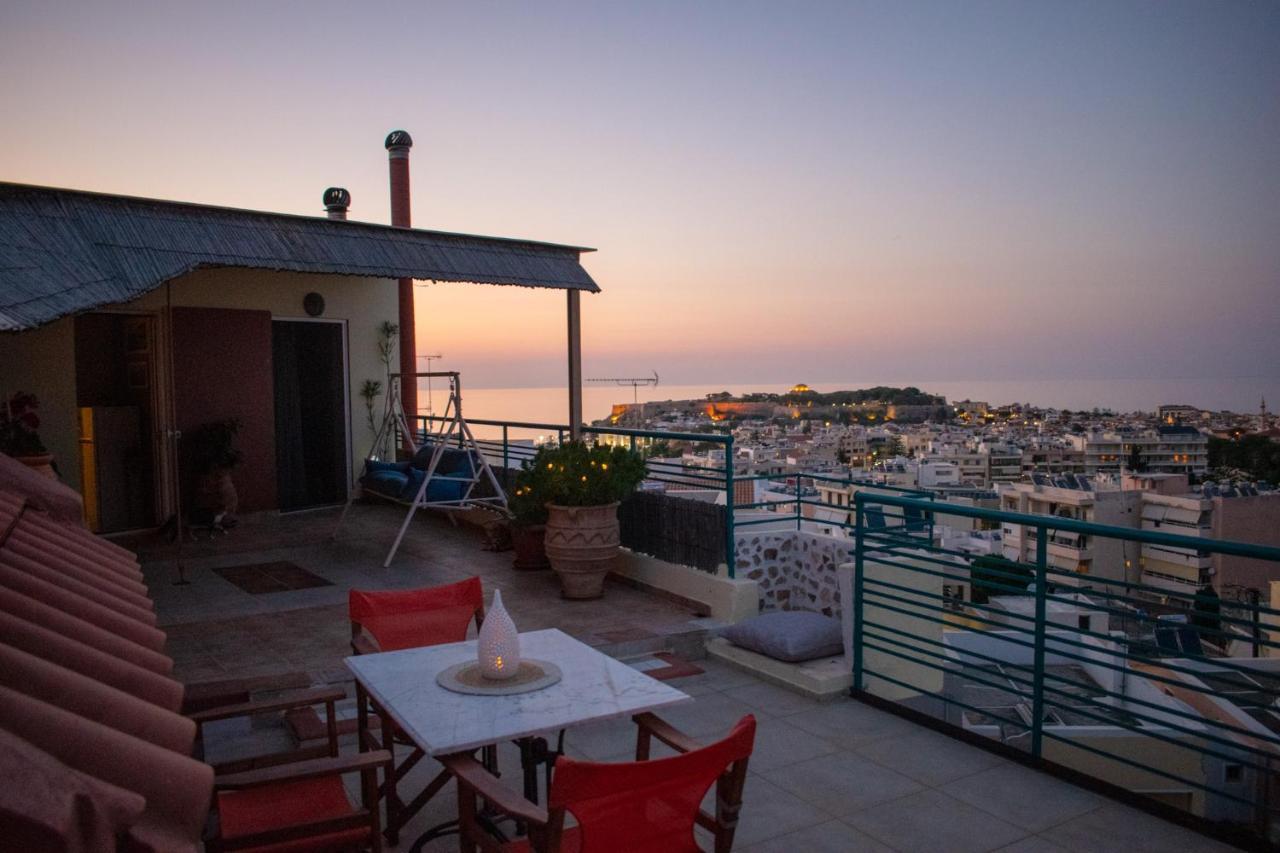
940, 763, 1104, 833
761, 751, 923, 814
784, 698, 917, 750
847, 788, 1028, 853
855, 724, 1006, 786
740, 818, 895, 853
724, 680, 822, 717
744, 716, 839, 772
655, 690, 765, 739
1039, 804, 1238, 853
684, 658, 759, 691
561, 715, 642, 761
716, 775, 834, 847
993, 837, 1071, 853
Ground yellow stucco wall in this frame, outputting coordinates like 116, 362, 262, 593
0, 268, 399, 503
0, 318, 79, 487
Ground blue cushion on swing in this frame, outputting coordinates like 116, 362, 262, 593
366, 460, 410, 475
362, 469, 409, 499
397, 466, 469, 502
410, 443, 473, 476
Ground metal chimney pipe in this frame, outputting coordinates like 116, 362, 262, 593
323, 187, 350, 220
385, 129, 418, 422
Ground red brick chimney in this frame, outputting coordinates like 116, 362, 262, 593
385, 129, 417, 421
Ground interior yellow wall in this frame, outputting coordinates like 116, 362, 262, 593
0, 268, 399, 503
0, 318, 80, 489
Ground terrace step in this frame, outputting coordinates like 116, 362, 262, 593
588, 619, 719, 661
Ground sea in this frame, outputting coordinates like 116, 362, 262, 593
412, 376, 1278, 441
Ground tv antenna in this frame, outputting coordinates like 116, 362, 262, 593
587, 371, 659, 423
417, 353, 444, 415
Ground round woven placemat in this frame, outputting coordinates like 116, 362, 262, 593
436, 659, 563, 696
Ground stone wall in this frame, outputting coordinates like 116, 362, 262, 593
736, 531, 852, 618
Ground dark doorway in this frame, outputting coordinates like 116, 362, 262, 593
273, 321, 348, 511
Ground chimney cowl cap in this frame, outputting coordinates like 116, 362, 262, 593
384, 130, 414, 150
323, 187, 351, 209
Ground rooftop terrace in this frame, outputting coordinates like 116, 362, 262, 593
146, 502, 1235, 852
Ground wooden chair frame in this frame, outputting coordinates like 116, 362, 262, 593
349, 582, 486, 844
195, 687, 393, 852
442, 712, 752, 853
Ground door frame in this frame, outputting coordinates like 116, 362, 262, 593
270, 315, 353, 510
74, 309, 173, 531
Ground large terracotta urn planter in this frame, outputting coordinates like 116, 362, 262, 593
544, 502, 621, 599
14, 454, 56, 479
510, 524, 551, 571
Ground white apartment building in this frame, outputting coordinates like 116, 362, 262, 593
1069, 426, 1208, 476
1133, 475, 1215, 595
926, 442, 989, 486
998, 480, 1140, 585
981, 441, 1024, 483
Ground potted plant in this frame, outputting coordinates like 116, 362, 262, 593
187, 419, 243, 526
508, 469, 551, 571
531, 442, 647, 599
0, 392, 55, 478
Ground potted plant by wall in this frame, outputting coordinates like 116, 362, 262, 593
187, 419, 243, 527
508, 473, 551, 571
0, 392, 55, 478
533, 442, 647, 599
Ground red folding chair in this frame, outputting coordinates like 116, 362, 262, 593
443, 713, 757, 853
349, 577, 485, 842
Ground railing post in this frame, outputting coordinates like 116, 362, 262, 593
630, 434, 636, 453
1031, 523, 1048, 759
852, 496, 866, 693
724, 435, 735, 579
502, 425, 509, 481
558, 428, 565, 446
795, 476, 802, 531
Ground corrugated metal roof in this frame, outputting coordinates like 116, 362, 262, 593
0, 182, 599, 331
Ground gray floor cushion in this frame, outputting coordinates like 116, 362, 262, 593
722, 610, 844, 663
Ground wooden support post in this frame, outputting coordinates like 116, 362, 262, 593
567, 289, 582, 440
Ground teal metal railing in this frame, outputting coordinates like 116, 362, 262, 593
850, 491, 1280, 842
412, 414, 738, 576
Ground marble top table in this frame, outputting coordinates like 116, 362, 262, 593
345, 628, 691, 755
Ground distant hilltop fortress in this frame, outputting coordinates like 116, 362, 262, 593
602, 385, 952, 427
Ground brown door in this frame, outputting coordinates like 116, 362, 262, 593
170, 307, 277, 512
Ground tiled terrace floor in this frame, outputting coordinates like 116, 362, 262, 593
138, 504, 1236, 852
136, 503, 712, 683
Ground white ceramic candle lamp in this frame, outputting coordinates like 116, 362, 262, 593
477, 589, 521, 680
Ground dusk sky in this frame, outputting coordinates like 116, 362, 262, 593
3, 1, 1277, 393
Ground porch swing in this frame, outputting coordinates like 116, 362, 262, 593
333, 372, 508, 567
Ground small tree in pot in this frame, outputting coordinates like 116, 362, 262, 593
529, 442, 647, 599
508, 470, 551, 571
187, 419, 243, 528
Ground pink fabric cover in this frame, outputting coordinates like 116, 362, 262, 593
0, 643, 195, 754
0, 686, 212, 853
0, 610, 184, 711
9, 517, 145, 580
0, 727, 146, 853
1, 547, 156, 619
0, 585, 173, 674
0, 560, 165, 649
4, 532, 151, 599
0, 459, 84, 525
